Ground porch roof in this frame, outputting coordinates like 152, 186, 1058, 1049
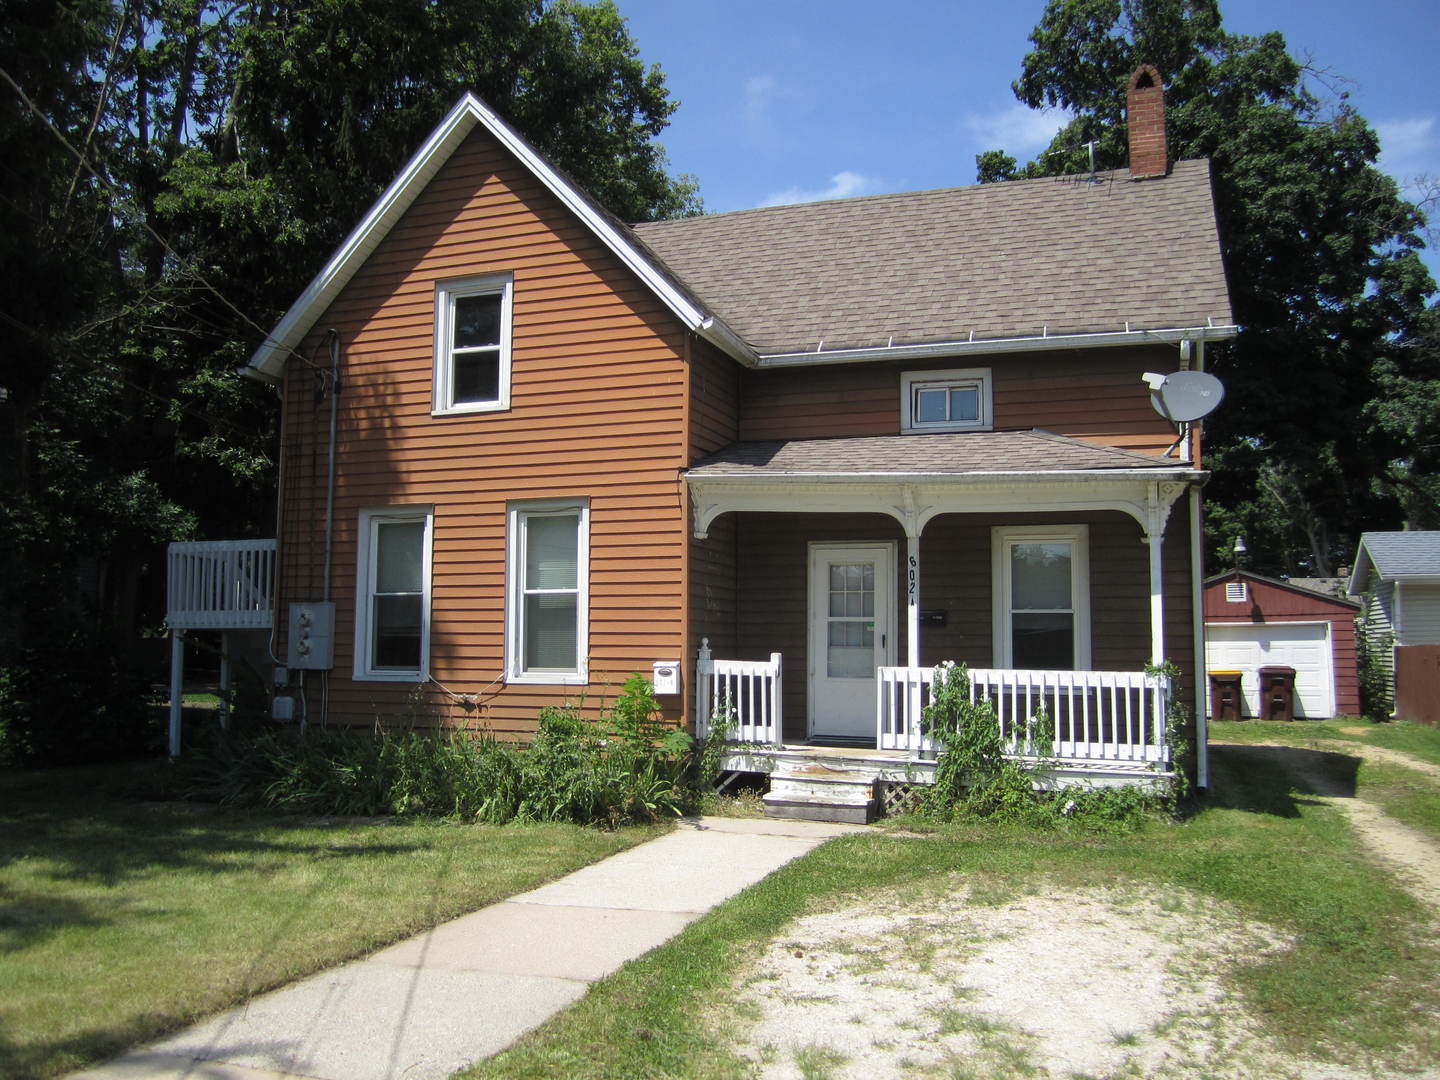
686, 430, 1191, 479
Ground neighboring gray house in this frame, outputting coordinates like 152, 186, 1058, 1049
1348, 531, 1440, 722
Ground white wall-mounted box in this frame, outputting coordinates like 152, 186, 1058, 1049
652, 660, 680, 695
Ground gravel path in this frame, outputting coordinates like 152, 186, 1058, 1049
719, 742, 1440, 1079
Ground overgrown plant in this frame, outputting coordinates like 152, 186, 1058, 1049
1355, 613, 1394, 722
919, 662, 1160, 832
175, 674, 702, 827
1145, 658, 1192, 806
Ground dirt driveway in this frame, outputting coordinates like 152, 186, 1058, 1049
721, 743, 1440, 1080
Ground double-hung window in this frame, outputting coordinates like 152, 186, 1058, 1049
355, 508, 432, 680
992, 524, 1090, 670
433, 273, 513, 415
506, 500, 589, 684
901, 367, 992, 432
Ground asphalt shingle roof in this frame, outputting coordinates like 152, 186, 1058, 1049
686, 431, 1183, 477
633, 160, 1233, 356
1357, 531, 1440, 579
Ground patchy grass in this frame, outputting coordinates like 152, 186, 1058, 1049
1211, 717, 1440, 768
463, 745, 1440, 1080
1356, 759, 1440, 842
0, 763, 661, 1080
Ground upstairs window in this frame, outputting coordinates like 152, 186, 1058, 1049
901, 368, 992, 432
433, 274, 513, 415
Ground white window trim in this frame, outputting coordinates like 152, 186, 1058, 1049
432, 272, 514, 416
353, 506, 433, 682
991, 524, 1091, 670
505, 498, 590, 685
901, 366, 992, 433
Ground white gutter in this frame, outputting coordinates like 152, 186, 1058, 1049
686, 467, 1207, 484
757, 324, 1239, 368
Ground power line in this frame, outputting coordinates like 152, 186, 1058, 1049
0, 62, 326, 375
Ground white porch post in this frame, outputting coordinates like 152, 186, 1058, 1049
906, 533, 920, 668
168, 629, 186, 758
1147, 484, 1166, 666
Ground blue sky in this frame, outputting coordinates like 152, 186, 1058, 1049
618, 0, 1438, 274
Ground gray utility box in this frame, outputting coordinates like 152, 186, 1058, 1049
287, 602, 336, 670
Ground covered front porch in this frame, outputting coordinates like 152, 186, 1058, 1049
685, 431, 1206, 796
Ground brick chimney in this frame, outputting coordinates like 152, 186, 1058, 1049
1126, 64, 1168, 178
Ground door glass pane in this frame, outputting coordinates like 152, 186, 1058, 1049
526, 515, 578, 589
1012, 612, 1073, 670
1011, 542, 1072, 610
453, 351, 499, 403
453, 293, 501, 347
827, 620, 875, 678
375, 521, 423, 594
374, 595, 422, 669
525, 593, 577, 670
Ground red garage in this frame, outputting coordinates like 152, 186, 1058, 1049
1203, 570, 1361, 719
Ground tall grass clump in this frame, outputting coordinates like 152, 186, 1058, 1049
176, 674, 702, 826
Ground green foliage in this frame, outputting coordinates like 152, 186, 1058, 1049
919, 662, 1163, 831
992, 0, 1438, 575
1355, 613, 1394, 722
177, 675, 701, 826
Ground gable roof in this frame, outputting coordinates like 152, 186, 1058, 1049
1350, 531, 1440, 593
247, 92, 1236, 383
245, 94, 752, 382
633, 161, 1235, 361
1203, 569, 1360, 610
686, 430, 1196, 479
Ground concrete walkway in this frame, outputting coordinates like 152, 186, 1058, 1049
73, 816, 864, 1080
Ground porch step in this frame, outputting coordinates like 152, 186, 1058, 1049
763, 765, 878, 825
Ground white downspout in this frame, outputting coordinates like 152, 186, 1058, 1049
1190, 485, 1208, 788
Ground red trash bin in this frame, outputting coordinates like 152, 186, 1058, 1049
1209, 670, 1244, 722
1258, 665, 1298, 722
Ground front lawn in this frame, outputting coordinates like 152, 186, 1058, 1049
464, 742, 1440, 1079
0, 764, 661, 1080
1210, 716, 1440, 768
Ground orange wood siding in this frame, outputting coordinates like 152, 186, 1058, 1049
738, 344, 1189, 456
275, 128, 691, 736
716, 509, 1195, 743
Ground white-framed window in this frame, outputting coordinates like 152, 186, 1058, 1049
433, 273, 513, 415
901, 367, 992, 433
506, 499, 589, 684
992, 524, 1090, 670
354, 507, 433, 681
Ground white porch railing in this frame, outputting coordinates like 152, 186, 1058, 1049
878, 666, 1171, 765
694, 638, 782, 744
167, 540, 277, 630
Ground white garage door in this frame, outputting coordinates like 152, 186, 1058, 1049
1205, 622, 1334, 719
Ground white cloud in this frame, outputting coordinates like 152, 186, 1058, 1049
961, 103, 1071, 155
1376, 115, 1438, 184
758, 171, 886, 208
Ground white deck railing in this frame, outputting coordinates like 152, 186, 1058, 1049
167, 540, 277, 630
694, 639, 782, 744
878, 665, 1170, 764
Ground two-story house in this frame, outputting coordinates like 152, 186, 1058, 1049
170, 66, 1234, 813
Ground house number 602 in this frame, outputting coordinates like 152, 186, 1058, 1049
908, 555, 917, 600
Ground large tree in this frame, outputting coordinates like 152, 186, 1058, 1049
0, 0, 697, 763
980, 0, 1437, 576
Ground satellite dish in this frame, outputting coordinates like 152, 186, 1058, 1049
1143, 370, 1225, 423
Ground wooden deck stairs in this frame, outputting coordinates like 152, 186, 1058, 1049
762, 761, 880, 824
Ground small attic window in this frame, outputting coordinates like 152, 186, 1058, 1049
901, 368, 992, 433
433, 273, 513, 416
1225, 581, 1248, 603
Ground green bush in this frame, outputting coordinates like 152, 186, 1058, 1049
174, 674, 701, 826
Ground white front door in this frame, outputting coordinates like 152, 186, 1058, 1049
808, 543, 895, 741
